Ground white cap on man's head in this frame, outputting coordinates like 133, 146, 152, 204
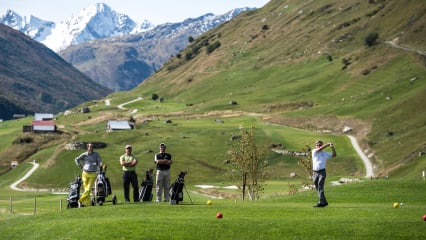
125, 144, 132, 149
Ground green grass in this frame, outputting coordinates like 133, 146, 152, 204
1, 1, 425, 238
1, 179, 425, 239
0, 115, 360, 190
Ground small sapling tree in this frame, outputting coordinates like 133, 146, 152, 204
227, 126, 269, 200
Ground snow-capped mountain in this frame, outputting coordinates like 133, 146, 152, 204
1, 3, 255, 91
58, 7, 253, 91
1, 3, 153, 51
1, 10, 55, 41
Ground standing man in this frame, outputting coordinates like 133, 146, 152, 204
154, 143, 173, 202
120, 145, 139, 203
312, 140, 336, 208
75, 143, 102, 207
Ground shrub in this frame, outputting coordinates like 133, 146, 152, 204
151, 93, 159, 100
365, 32, 379, 47
185, 52, 193, 61
206, 41, 221, 54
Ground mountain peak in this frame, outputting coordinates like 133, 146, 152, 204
1, 3, 153, 52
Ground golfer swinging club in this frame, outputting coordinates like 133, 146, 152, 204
312, 140, 336, 207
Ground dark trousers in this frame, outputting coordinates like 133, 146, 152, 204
122, 171, 139, 202
313, 169, 327, 204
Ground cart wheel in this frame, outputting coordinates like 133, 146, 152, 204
112, 195, 117, 205
68, 202, 77, 208
99, 201, 104, 206
91, 198, 95, 206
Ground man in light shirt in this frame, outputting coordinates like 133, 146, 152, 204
75, 143, 102, 207
120, 144, 139, 203
312, 140, 336, 208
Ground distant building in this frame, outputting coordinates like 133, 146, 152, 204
34, 113, 54, 121
32, 120, 56, 132
22, 125, 33, 133
81, 107, 90, 113
107, 120, 132, 131
21, 113, 56, 133
13, 114, 26, 119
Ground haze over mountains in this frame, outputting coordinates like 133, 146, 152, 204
1, 3, 254, 91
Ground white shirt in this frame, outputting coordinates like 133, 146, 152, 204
312, 149, 332, 171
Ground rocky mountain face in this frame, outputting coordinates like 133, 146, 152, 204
1, 3, 153, 52
1, 3, 253, 91
59, 10, 251, 91
0, 24, 112, 120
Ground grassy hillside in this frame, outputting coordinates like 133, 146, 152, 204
0, 24, 112, 120
1, 2, 425, 237
132, 0, 426, 175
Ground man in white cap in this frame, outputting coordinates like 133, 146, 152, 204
154, 143, 173, 202
312, 140, 336, 207
120, 144, 139, 203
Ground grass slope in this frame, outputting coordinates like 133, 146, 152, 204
0, 1, 425, 237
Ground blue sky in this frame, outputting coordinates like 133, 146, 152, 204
0, 0, 270, 25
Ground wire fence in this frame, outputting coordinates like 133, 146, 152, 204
0, 195, 67, 216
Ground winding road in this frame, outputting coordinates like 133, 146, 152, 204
10, 160, 40, 191
10, 96, 374, 191
347, 135, 374, 177
12, 36, 425, 191
10, 133, 374, 191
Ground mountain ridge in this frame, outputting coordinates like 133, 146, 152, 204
1, 3, 154, 52
0, 23, 112, 120
1, 3, 255, 91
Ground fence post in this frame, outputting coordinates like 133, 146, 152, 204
9, 196, 13, 214
34, 196, 37, 215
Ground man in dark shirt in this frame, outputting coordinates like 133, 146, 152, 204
154, 143, 172, 202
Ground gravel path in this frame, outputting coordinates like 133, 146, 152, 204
347, 135, 374, 177
10, 161, 39, 191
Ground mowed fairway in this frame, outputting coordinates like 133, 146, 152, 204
1, 179, 425, 239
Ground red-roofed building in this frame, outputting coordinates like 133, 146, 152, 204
32, 120, 56, 132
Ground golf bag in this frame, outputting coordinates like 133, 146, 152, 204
139, 169, 154, 202
91, 165, 117, 206
67, 175, 82, 208
169, 171, 187, 204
